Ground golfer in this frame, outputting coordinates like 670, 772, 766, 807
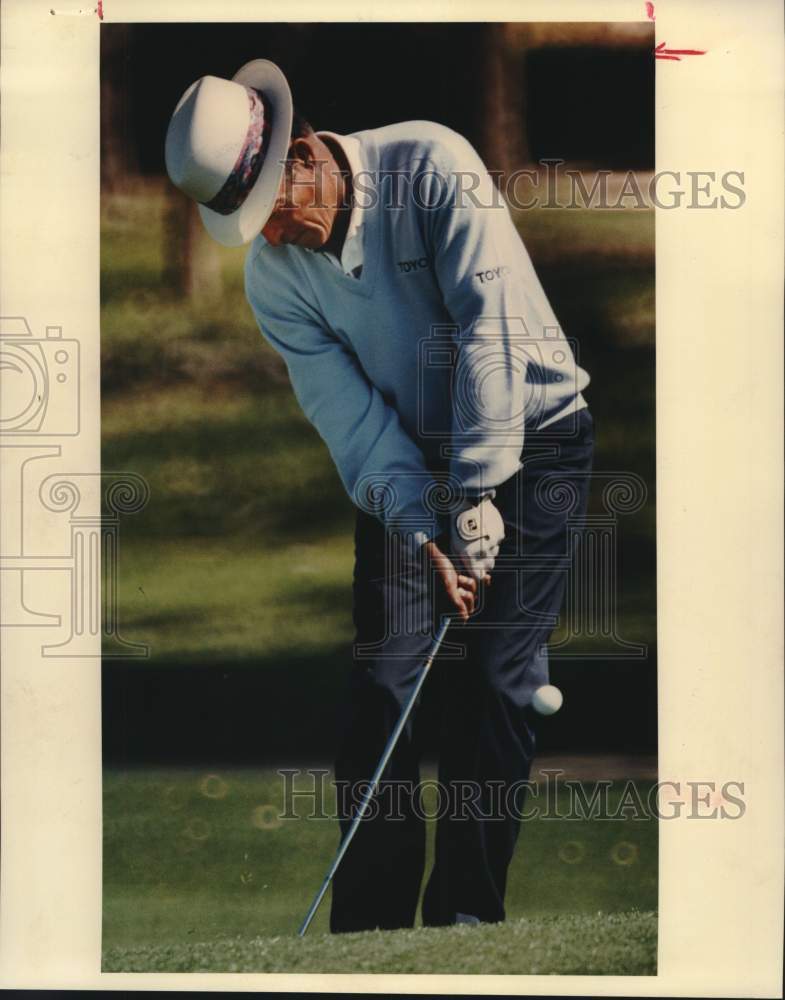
166, 59, 594, 932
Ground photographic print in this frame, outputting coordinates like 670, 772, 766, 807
100, 20, 658, 974
0, 1, 782, 994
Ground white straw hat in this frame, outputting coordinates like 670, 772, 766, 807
165, 59, 293, 247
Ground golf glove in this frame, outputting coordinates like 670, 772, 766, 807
450, 494, 505, 580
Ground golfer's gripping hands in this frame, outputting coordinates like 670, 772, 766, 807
451, 495, 505, 581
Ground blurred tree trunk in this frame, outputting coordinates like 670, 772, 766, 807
162, 192, 223, 302
473, 23, 530, 176
101, 24, 137, 193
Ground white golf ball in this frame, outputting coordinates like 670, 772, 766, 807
532, 684, 563, 716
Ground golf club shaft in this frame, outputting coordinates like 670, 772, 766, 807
298, 615, 452, 937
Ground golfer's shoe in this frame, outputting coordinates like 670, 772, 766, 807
455, 912, 481, 926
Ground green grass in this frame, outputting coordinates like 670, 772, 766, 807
103, 910, 657, 974
112, 536, 354, 661
102, 767, 657, 972
103, 384, 353, 544
514, 204, 654, 267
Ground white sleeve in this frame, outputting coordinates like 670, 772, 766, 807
421, 134, 580, 492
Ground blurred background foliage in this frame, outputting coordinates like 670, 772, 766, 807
101, 22, 655, 763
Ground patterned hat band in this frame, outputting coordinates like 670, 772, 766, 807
203, 87, 274, 216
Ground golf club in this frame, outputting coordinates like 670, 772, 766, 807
297, 614, 453, 937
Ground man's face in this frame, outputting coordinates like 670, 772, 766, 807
261, 137, 338, 249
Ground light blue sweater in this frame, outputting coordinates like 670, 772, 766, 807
245, 121, 589, 545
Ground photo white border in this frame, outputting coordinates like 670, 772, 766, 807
1, 0, 783, 993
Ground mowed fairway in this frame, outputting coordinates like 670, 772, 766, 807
102, 767, 657, 973
105, 913, 657, 975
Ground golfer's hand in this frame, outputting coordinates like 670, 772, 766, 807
422, 539, 483, 622
450, 495, 505, 582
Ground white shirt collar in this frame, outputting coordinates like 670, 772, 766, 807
314, 131, 365, 277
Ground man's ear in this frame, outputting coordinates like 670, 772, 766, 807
289, 137, 314, 167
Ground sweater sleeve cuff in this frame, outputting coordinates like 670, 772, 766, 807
463, 487, 496, 504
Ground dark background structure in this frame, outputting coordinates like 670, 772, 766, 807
103, 22, 655, 183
